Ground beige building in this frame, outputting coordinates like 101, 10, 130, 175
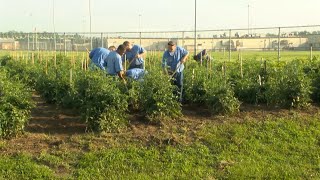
0, 38, 19, 50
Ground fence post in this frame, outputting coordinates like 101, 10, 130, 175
33, 31, 35, 51
64, 32, 67, 56
106, 33, 109, 48
27, 33, 30, 60
310, 45, 313, 61
229, 29, 232, 61
101, 33, 104, 47
278, 27, 281, 62
182, 31, 185, 48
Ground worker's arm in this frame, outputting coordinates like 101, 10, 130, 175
117, 70, 126, 82
116, 57, 126, 83
180, 51, 189, 64
136, 51, 146, 59
136, 46, 146, 58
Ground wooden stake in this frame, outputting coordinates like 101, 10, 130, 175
70, 68, 73, 84
32, 53, 34, 65
45, 57, 48, 75
240, 55, 243, 78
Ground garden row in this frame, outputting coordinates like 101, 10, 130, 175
1, 55, 181, 133
0, 57, 34, 138
1, 54, 320, 134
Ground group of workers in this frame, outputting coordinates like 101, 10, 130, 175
89, 40, 211, 102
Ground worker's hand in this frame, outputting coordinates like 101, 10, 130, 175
180, 59, 186, 64
135, 54, 140, 58
122, 79, 127, 85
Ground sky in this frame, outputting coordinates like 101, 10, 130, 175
1, 0, 320, 33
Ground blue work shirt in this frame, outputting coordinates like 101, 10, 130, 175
126, 68, 146, 80
125, 45, 145, 68
89, 48, 110, 70
106, 51, 123, 76
162, 46, 188, 71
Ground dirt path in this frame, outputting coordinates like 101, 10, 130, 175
26, 94, 86, 135
0, 94, 87, 155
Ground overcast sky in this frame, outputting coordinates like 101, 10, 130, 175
1, 0, 320, 32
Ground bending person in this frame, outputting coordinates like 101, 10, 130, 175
123, 41, 146, 69
89, 46, 116, 71
106, 45, 127, 82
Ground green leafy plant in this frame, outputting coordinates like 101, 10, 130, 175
138, 71, 182, 122
76, 72, 128, 132
0, 70, 34, 138
265, 61, 312, 108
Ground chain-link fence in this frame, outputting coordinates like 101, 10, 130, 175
1, 25, 320, 60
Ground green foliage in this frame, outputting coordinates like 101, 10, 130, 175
305, 60, 320, 103
76, 72, 128, 132
137, 71, 182, 122
0, 55, 12, 66
185, 66, 240, 115
265, 61, 312, 108
184, 66, 209, 103
233, 61, 268, 104
205, 78, 240, 115
0, 70, 34, 138
35, 70, 79, 108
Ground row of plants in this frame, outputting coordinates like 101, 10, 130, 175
2, 55, 181, 132
184, 57, 320, 113
0, 56, 34, 138
2, 53, 320, 133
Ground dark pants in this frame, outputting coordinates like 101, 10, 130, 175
172, 72, 184, 102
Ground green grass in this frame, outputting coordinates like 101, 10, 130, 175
0, 115, 319, 179
211, 50, 320, 62
0, 154, 56, 180
197, 116, 320, 179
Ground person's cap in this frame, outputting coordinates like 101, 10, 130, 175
167, 41, 176, 46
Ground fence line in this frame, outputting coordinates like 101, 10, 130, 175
1, 24, 320, 62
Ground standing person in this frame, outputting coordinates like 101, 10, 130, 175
106, 45, 126, 82
89, 46, 116, 71
123, 41, 146, 69
162, 41, 189, 102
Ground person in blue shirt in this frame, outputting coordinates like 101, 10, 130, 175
123, 41, 146, 70
106, 45, 126, 82
162, 41, 189, 102
193, 49, 212, 62
89, 46, 116, 71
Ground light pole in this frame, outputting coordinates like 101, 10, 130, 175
52, 0, 56, 52
89, 0, 92, 49
247, 4, 250, 36
194, 0, 197, 55
139, 14, 142, 45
